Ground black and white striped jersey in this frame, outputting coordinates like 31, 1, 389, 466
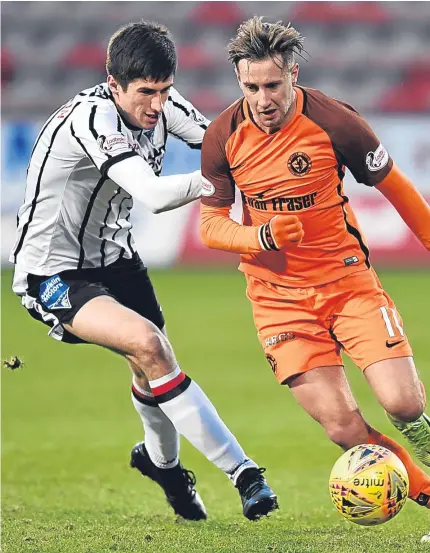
10, 82, 209, 293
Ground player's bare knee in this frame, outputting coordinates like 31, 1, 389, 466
135, 332, 165, 363
128, 328, 176, 378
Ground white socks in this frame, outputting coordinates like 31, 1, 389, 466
131, 377, 179, 469
148, 366, 258, 482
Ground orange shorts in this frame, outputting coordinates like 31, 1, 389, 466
246, 268, 413, 384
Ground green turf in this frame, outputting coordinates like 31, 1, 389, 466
2, 268, 429, 553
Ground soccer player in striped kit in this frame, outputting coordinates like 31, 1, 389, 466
10, 21, 278, 521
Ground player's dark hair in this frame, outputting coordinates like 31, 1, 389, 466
228, 16, 305, 71
106, 21, 177, 89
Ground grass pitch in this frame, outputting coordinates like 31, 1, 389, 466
2, 268, 429, 553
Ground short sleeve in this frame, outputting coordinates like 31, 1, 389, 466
201, 120, 235, 207
334, 108, 393, 187
70, 101, 138, 176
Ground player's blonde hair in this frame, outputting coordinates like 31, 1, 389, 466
228, 16, 305, 71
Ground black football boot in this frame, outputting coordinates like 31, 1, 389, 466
235, 467, 279, 520
130, 442, 207, 521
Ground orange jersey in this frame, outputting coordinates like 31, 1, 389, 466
201, 86, 394, 287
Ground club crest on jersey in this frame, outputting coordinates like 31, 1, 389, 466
97, 133, 131, 154
202, 176, 216, 197
39, 275, 71, 310
366, 143, 389, 172
287, 152, 312, 176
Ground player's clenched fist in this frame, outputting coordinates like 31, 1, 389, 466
258, 215, 304, 251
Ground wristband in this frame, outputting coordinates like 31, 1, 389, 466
258, 222, 280, 251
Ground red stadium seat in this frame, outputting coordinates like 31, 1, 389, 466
378, 80, 430, 112
1, 47, 15, 87
177, 44, 214, 70
379, 60, 430, 112
63, 42, 105, 69
290, 1, 390, 24
187, 89, 230, 114
405, 61, 430, 82
190, 1, 245, 26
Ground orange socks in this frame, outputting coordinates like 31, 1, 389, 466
368, 427, 430, 503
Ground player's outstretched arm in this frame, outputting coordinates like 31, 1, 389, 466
108, 156, 202, 214
71, 102, 202, 214
376, 164, 430, 250
200, 205, 304, 254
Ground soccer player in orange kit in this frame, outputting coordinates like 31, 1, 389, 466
200, 17, 430, 516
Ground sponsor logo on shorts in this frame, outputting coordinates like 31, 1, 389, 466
344, 256, 359, 266
201, 176, 216, 197
39, 275, 71, 310
266, 354, 277, 374
265, 332, 295, 347
287, 152, 312, 176
366, 143, 389, 172
386, 339, 404, 349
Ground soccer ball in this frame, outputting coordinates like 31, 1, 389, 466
329, 444, 409, 526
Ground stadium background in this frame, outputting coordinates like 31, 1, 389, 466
2, 0, 430, 268
2, 2, 430, 553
